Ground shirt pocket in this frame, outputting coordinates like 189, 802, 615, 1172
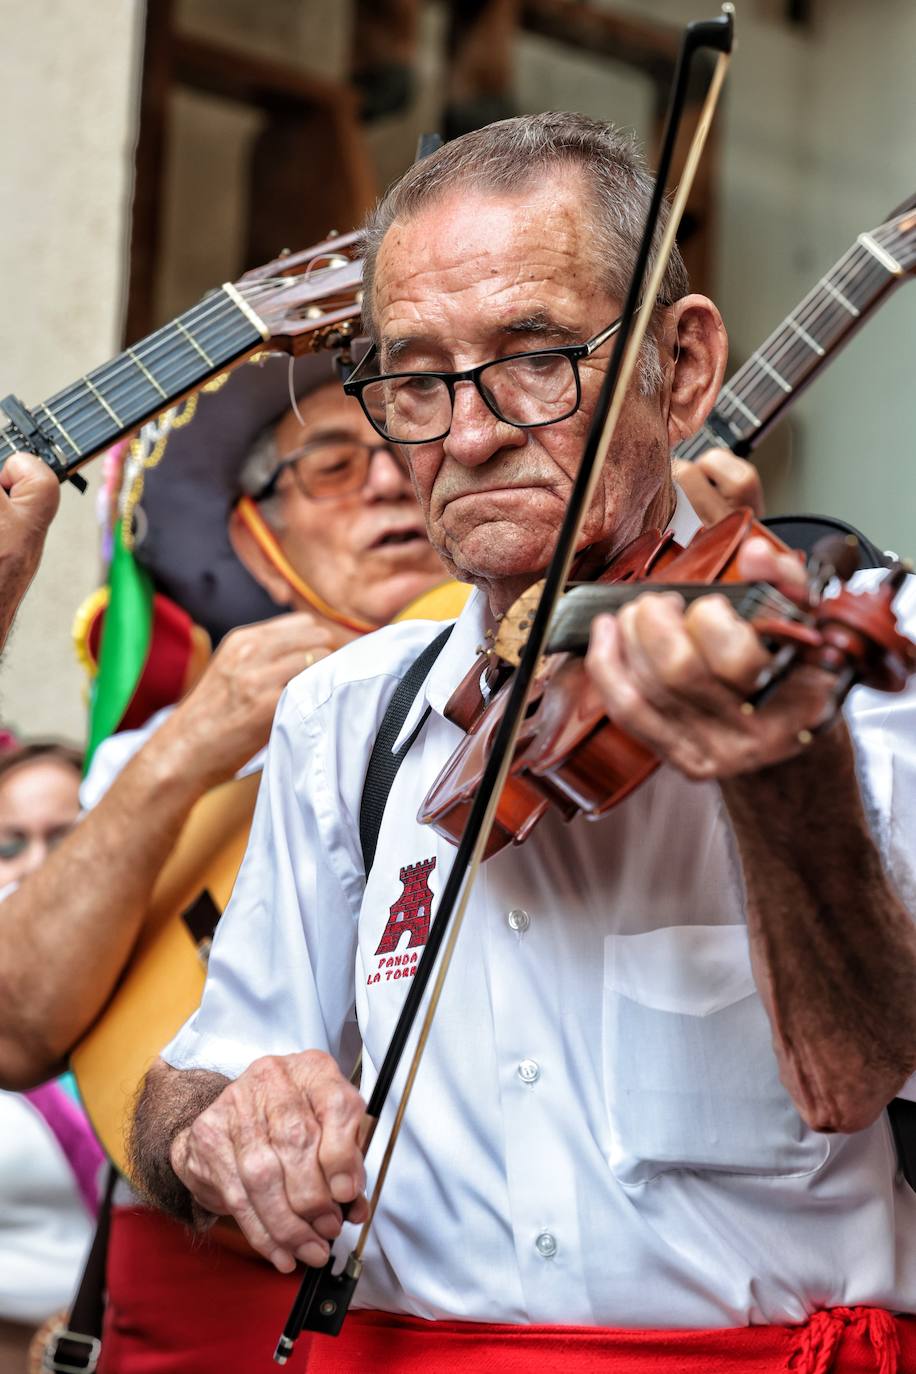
602, 924, 829, 1186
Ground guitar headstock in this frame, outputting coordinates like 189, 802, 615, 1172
234, 231, 365, 356
869, 191, 916, 277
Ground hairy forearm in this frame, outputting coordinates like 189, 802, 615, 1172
0, 731, 208, 1087
723, 722, 916, 1133
130, 1058, 228, 1222
0, 549, 41, 651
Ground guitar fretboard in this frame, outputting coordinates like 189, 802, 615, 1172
0, 287, 263, 470
676, 210, 914, 461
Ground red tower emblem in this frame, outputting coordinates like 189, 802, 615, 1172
375, 857, 436, 955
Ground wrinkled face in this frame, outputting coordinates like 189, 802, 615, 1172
268, 383, 445, 625
0, 758, 81, 885
372, 172, 675, 611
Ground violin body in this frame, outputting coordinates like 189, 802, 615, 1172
419, 510, 916, 857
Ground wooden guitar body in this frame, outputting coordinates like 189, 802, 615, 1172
70, 772, 260, 1176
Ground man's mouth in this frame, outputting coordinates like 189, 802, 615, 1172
368, 527, 427, 551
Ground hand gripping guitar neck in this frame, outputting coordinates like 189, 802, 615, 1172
272, 7, 736, 1363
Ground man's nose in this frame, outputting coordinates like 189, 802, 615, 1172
20, 837, 50, 877
443, 381, 526, 469
364, 445, 413, 501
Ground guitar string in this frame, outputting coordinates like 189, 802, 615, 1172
675, 250, 885, 461
22, 269, 355, 446
3, 213, 909, 459
715, 219, 909, 429
59, 241, 873, 445
693, 206, 911, 434
721, 251, 886, 416
4, 215, 906, 452
44, 235, 895, 459
686, 214, 912, 452
9, 211, 911, 451
33, 274, 341, 437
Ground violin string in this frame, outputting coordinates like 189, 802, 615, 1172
554, 582, 806, 651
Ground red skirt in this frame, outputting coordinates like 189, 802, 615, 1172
99, 1205, 304, 1374
305, 1307, 916, 1374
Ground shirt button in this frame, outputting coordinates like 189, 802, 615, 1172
507, 908, 530, 933
517, 1058, 540, 1084
535, 1231, 557, 1258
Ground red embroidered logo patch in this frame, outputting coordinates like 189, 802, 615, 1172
374, 856, 436, 956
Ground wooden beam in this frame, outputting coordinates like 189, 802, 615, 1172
123, 0, 175, 344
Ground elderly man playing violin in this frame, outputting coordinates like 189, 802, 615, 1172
131, 113, 916, 1374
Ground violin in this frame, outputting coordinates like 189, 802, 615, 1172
419, 508, 916, 858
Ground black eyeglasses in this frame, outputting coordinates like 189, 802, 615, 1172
255, 433, 410, 503
342, 317, 625, 445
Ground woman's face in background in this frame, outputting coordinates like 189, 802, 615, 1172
0, 757, 81, 885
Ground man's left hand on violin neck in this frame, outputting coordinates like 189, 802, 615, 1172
583, 535, 834, 782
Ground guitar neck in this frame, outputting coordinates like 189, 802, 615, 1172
676, 230, 908, 462
0, 286, 265, 474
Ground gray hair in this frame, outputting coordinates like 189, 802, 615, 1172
238, 423, 285, 528
360, 112, 689, 395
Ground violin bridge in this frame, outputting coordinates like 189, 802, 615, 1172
494, 581, 546, 667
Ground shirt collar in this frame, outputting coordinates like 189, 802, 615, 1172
393, 480, 702, 749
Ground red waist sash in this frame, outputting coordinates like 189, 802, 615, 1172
305, 1307, 915, 1374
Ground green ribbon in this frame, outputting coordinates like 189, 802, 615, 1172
85, 519, 154, 770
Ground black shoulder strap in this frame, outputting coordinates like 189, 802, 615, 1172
359, 626, 454, 877
43, 1163, 117, 1371
888, 1097, 916, 1192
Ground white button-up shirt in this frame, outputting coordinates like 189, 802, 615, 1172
163, 491, 916, 1328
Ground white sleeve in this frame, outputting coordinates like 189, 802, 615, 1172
845, 572, 916, 1103
845, 572, 916, 909
161, 682, 362, 1080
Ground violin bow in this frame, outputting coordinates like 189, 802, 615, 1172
274, 7, 735, 1360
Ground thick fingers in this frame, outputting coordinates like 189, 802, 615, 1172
586, 613, 685, 755
173, 1053, 367, 1273
296, 1055, 367, 1205
736, 536, 808, 603
614, 592, 767, 711
695, 449, 765, 517
683, 593, 771, 695
672, 449, 765, 525
0, 452, 61, 535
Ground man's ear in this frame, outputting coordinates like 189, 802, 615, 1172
227, 506, 293, 608
664, 294, 728, 448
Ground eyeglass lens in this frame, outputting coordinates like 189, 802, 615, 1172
362, 352, 579, 442
288, 440, 408, 500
